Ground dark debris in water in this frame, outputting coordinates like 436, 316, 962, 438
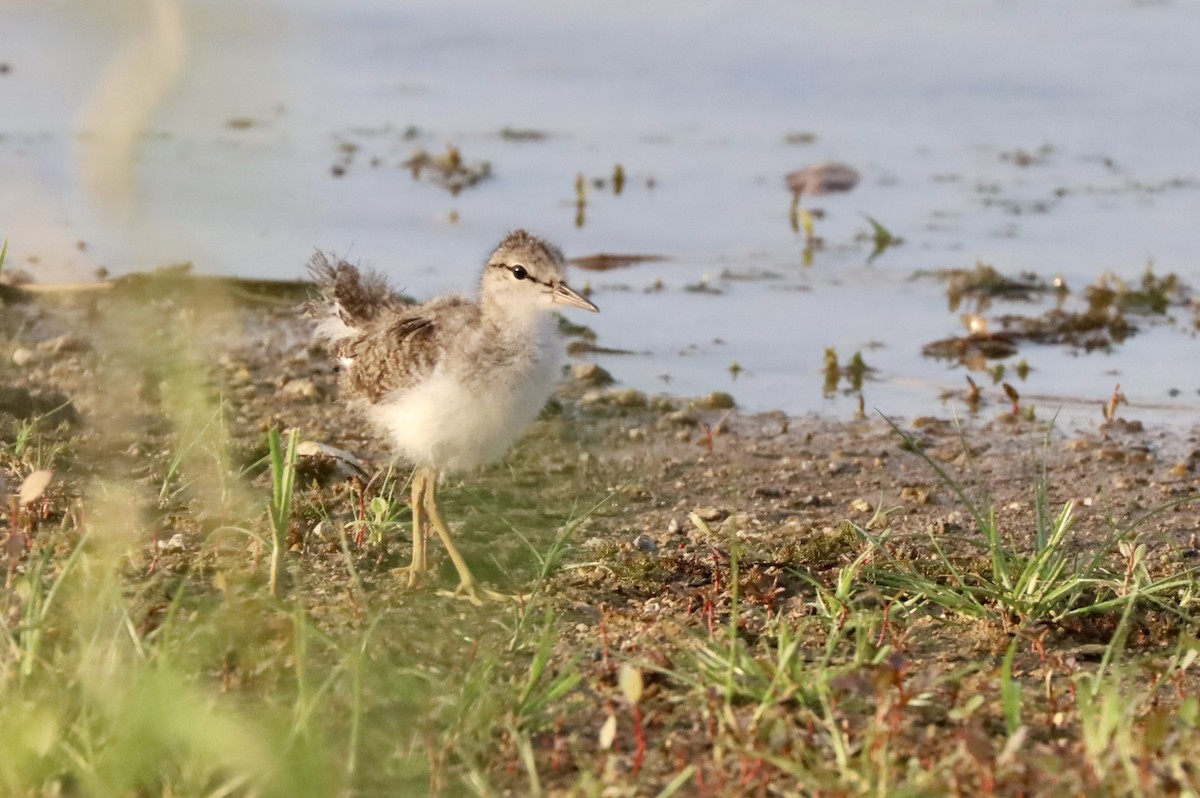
785, 161, 860, 197
920, 262, 1052, 312
566, 341, 641, 357
783, 131, 818, 145
718, 268, 783, 282
402, 144, 491, 195
922, 263, 1193, 366
1000, 144, 1054, 168
570, 253, 668, 272
823, 348, 875, 396
996, 305, 1135, 351
922, 334, 1019, 364
683, 275, 722, 295
499, 127, 549, 141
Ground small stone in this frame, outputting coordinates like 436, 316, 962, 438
36, 333, 88, 354
281, 378, 317, 399
633, 533, 658, 553
696, 391, 736, 410
572, 362, 613, 386
849, 497, 873, 513
649, 396, 677, 412
628, 427, 647, 441
570, 601, 602, 623
900, 486, 930, 504
719, 512, 753, 532
157, 533, 187, 551
658, 410, 700, 428
939, 511, 968, 532
18, 470, 53, 507
581, 388, 647, 408
11, 347, 36, 366
666, 517, 681, 535
692, 506, 727, 522
609, 388, 648, 408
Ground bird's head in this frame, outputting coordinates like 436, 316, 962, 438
481, 230, 599, 320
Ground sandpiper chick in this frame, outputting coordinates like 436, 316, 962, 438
308, 230, 599, 604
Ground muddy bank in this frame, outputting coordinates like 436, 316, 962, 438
3, 277, 1196, 556
3, 278, 1200, 796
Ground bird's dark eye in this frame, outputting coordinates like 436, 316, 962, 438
510, 264, 528, 280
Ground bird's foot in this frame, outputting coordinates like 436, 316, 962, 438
391, 563, 431, 588
437, 581, 529, 607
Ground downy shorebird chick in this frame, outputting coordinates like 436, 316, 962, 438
308, 230, 599, 604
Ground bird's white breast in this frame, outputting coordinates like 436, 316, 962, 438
366, 317, 561, 472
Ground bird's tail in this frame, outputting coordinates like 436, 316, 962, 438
306, 251, 400, 343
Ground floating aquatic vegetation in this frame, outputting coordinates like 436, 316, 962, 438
782, 131, 818, 145
575, 173, 587, 228
822, 347, 874, 396
402, 144, 491, 195
682, 274, 721, 295
572, 164, 645, 227
921, 262, 1051, 313
861, 214, 903, 262
498, 127, 549, 141
921, 333, 1019, 366
922, 263, 1191, 366
1000, 143, 1054, 167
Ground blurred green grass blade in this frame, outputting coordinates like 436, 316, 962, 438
1000, 637, 1021, 735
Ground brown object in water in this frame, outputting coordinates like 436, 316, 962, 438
785, 161, 860, 197
570, 253, 668, 272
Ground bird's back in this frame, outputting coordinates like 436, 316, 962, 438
308, 254, 482, 402
341, 295, 482, 403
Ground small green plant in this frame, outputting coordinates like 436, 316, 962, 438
870, 417, 1198, 626
863, 214, 901, 262
345, 466, 405, 547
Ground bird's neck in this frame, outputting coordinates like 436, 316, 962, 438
480, 295, 551, 338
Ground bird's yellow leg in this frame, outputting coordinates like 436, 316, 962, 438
394, 468, 429, 587
424, 470, 525, 606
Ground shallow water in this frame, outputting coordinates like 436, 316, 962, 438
4, 0, 1199, 425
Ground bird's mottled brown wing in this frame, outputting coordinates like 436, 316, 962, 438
334, 296, 477, 403
306, 252, 406, 332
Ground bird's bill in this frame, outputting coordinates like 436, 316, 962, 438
553, 282, 599, 312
